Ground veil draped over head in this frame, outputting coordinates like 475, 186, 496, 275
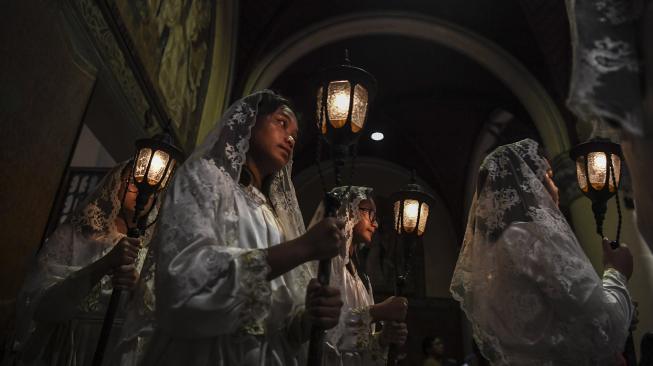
451, 139, 632, 365
309, 186, 378, 356
14, 160, 160, 364
155, 89, 311, 316
120, 90, 313, 366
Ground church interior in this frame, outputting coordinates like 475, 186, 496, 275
2, 0, 653, 365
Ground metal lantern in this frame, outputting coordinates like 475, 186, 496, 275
307, 52, 377, 366
569, 137, 623, 239
387, 171, 433, 366
389, 171, 433, 293
392, 175, 432, 237
569, 137, 636, 363
93, 132, 183, 366
316, 50, 377, 155
132, 134, 183, 206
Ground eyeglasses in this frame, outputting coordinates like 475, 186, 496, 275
359, 207, 377, 223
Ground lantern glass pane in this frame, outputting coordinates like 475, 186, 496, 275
160, 160, 176, 189
575, 156, 588, 192
327, 80, 351, 128
134, 148, 152, 183
402, 199, 420, 234
316, 86, 326, 134
588, 152, 608, 191
417, 202, 430, 236
393, 200, 401, 234
609, 154, 621, 192
350, 84, 368, 132
146, 150, 170, 186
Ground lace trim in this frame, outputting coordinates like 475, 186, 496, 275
349, 306, 373, 350
238, 249, 272, 335
369, 330, 388, 363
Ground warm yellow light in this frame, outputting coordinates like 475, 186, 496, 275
147, 150, 170, 185
160, 160, 176, 188
588, 152, 608, 191
134, 148, 152, 184
575, 156, 589, 192
134, 148, 171, 186
333, 92, 350, 114
576, 152, 621, 193
394, 199, 430, 236
320, 80, 369, 133
326, 80, 351, 129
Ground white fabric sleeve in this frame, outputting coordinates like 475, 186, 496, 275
154, 159, 272, 338
501, 223, 633, 359
29, 224, 104, 323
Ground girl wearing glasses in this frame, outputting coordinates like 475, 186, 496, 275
310, 186, 409, 365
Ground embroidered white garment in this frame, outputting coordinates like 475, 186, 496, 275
309, 186, 387, 366
13, 162, 158, 366
450, 139, 633, 365
129, 90, 314, 366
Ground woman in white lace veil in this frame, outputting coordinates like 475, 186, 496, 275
450, 139, 634, 365
132, 90, 344, 366
13, 161, 158, 366
309, 186, 408, 365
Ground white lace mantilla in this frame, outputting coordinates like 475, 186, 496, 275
451, 139, 634, 365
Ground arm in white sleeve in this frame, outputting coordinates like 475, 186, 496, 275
31, 224, 110, 323
501, 223, 633, 357
154, 159, 272, 338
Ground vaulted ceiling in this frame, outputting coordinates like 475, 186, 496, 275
230, 0, 576, 237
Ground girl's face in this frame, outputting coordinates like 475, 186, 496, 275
353, 199, 378, 245
120, 177, 154, 215
248, 105, 298, 176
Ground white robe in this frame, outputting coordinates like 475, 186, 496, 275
457, 222, 633, 365
322, 257, 386, 366
14, 224, 127, 366
139, 158, 312, 366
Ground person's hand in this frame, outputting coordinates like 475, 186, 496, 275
603, 238, 633, 279
111, 264, 140, 290
370, 296, 408, 322
380, 321, 408, 346
300, 218, 345, 261
305, 278, 343, 329
104, 237, 141, 290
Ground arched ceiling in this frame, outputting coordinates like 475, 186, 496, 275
270, 34, 540, 238
230, 0, 575, 238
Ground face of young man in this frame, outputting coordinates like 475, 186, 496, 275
248, 105, 299, 176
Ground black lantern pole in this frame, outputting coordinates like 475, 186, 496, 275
307, 50, 377, 366
92, 133, 183, 366
387, 171, 433, 366
569, 137, 635, 364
